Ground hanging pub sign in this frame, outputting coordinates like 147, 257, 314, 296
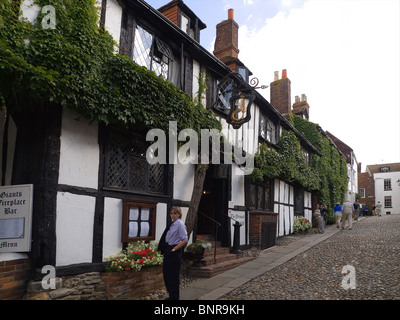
0, 184, 34, 253
212, 72, 267, 129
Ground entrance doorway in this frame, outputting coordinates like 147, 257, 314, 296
196, 165, 230, 247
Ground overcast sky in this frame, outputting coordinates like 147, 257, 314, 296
146, 0, 400, 171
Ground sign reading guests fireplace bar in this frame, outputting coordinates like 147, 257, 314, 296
0, 184, 34, 253
121, 201, 157, 242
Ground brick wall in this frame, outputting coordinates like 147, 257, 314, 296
249, 210, 278, 249
0, 258, 31, 300
358, 172, 375, 209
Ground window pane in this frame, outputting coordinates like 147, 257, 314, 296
133, 25, 153, 69
257, 186, 264, 209
129, 207, 139, 221
140, 222, 150, 237
141, 208, 150, 221
264, 187, 270, 210
128, 222, 138, 238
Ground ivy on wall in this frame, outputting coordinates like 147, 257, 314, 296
252, 114, 348, 217
0, 0, 221, 133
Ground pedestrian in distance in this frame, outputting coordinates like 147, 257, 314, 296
372, 205, 376, 216
352, 201, 360, 221
363, 205, 369, 216
341, 200, 353, 230
375, 201, 382, 217
160, 206, 187, 300
313, 204, 324, 234
334, 203, 342, 228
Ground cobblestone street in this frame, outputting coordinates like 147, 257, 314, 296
222, 215, 400, 300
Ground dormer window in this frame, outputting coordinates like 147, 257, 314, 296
380, 166, 390, 173
237, 66, 250, 83
180, 13, 195, 38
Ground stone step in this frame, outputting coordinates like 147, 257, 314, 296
187, 256, 255, 278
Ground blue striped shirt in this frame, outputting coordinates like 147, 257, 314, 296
165, 219, 188, 245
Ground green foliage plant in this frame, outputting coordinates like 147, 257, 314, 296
251, 114, 348, 223
0, 0, 221, 134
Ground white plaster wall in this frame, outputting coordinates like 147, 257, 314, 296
104, 0, 122, 47
20, 0, 41, 23
374, 172, 400, 215
102, 199, 169, 260
173, 163, 194, 201
230, 163, 245, 207
102, 197, 123, 259
274, 179, 294, 236
58, 108, 99, 189
304, 191, 312, 222
56, 192, 96, 266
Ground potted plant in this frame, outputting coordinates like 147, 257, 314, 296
293, 216, 312, 234
185, 236, 212, 266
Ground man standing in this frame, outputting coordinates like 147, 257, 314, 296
375, 201, 382, 217
341, 200, 353, 230
334, 203, 342, 229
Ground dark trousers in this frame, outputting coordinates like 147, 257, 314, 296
163, 245, 183, 300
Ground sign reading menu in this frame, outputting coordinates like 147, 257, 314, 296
0, 185, 34, 253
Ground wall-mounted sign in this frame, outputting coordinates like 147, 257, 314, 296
0, 184, 34, 253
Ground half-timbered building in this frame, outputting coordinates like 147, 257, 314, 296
0, 0, 322, 298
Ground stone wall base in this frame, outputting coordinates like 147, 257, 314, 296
23, 266, 165, 300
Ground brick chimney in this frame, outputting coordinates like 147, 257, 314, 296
213, 8, 239, 70
292, 94, 310, 120
270, 69, 291, 117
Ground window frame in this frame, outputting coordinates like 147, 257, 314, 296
121, 200, 157, 243
384, 179, 392, 191
132, 24, 174, 80
259, 113, 279, 145
384, 196, 392, 208
246, 180, 273, 211
103, 127, 167, 196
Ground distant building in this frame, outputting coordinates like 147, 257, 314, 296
326, 131, 359, 202
366, 163, 400, 215
357, 163, 375, 211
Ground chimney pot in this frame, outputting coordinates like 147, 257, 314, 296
228, 8, 234, 20
274, 71, 279, 81
295, 96, 300, 103
282, 69, 287, 79
301, 94, 307, 102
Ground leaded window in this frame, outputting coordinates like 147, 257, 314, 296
105, 129, 166, 195
213, 78, 233, 115
259, 114, 278, 144
247, 180, 272, 211
133, 25, 174, 80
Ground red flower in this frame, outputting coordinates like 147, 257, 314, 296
139, 259, 144, 264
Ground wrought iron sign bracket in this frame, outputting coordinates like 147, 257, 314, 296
213, 72, 268, 129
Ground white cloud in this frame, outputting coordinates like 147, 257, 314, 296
239, 0, 400, 167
